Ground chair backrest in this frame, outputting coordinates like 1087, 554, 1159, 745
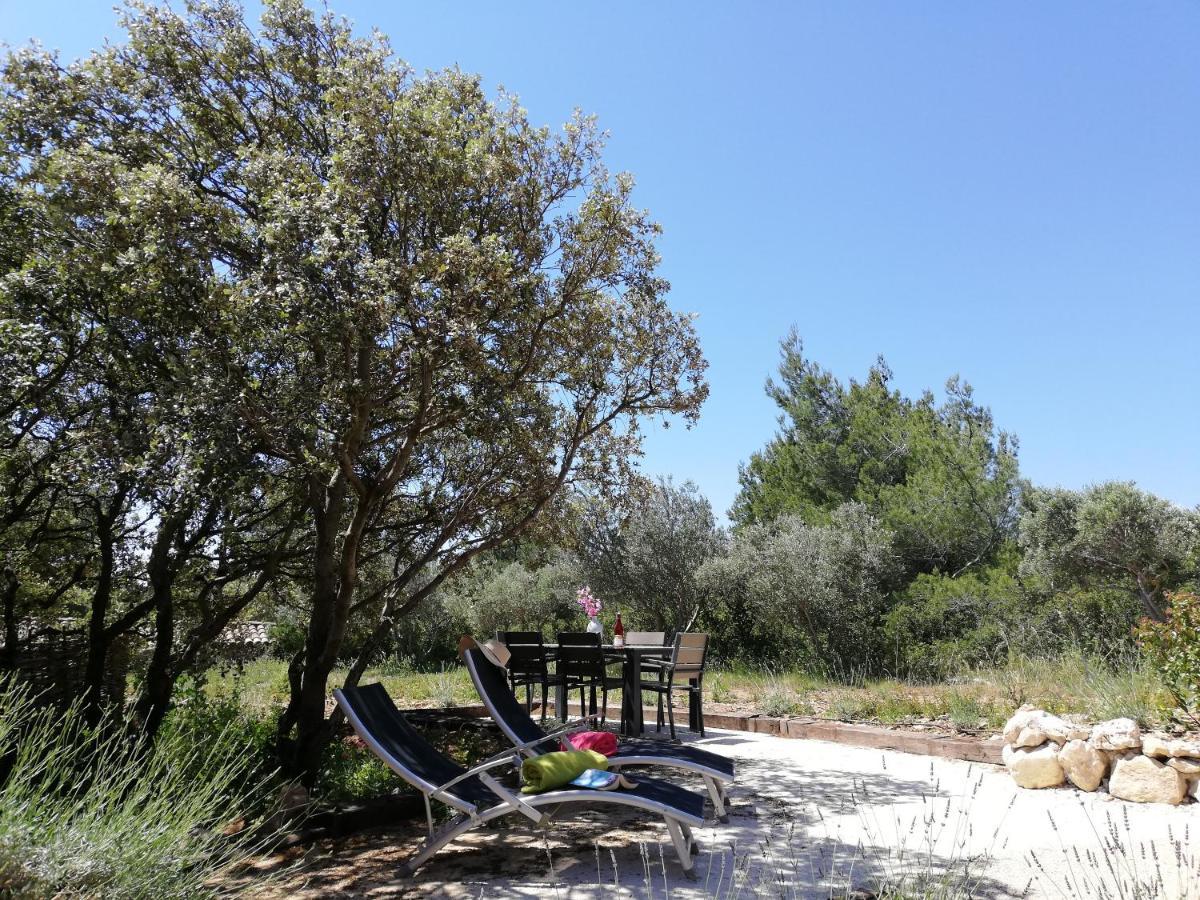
555, 631, 604, 679
463, 648, 558, 755
669, 632, 709, 683
500, 631, 548, 676
334, 683, 495, 811
624, 631, 666, 647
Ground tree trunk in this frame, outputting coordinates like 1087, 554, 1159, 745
1, 567, 18, 669
134, 519, 180, 738
82, 491, 125, 723
281, 474, 348, 786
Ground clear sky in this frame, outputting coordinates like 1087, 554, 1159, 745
4, 1, 1198, 521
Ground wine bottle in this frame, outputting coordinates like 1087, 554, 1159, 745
613, 609, 625, 649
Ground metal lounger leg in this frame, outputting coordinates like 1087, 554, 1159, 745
680, 821, 699, 855
404, 812, 478, 875
662, 817, 695, 875
704, 776, 728, 820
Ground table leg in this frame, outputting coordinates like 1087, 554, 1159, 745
689, 679, 701, 731
555, 678, 567, 721
621, 648, 643, 737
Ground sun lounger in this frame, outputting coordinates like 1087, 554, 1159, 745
334, 682, 706, 874
463, 646, 735, 819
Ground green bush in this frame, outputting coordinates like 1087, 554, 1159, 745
1136, 590, 1200, 723
0, 680, 276, 899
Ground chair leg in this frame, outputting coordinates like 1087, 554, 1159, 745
525, 682, 533, 713
705, 776, 728, 820
540, 678, 548, 723
662, 817, 695, 876
600, 684, 608, 725
656, 691, 663, 732
666, 684, 676, 740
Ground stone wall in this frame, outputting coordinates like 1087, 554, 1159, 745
1002, 705, 1198, 806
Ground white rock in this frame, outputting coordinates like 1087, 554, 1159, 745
1089, 718, 1142, 752
1004, 741, 1066, 789
1058, 739, 1107, 792
1170, 737, 1200, 758
1108, 754, 1187, 805
1190, 777, 1200, 802
1002, 707, 1090, 748
1167, 757, 1200, 775
1142, 735, 1172, 758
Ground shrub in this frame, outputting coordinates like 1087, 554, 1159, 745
1135, 590, 1200, 724
0, 680, 276, 899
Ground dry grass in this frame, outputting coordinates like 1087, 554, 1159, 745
207, 650, 1171, 735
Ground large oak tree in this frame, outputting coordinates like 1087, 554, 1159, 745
2, 0, 706, 781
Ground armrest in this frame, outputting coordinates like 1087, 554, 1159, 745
433, 752, 521, 797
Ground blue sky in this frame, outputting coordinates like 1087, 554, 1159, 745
5, 2, 1198, 521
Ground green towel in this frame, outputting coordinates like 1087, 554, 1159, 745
520, 749, 608, 794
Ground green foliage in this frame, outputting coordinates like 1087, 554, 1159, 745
0, 681, 276, 899
883, 550, 1026, 679
576, 477, 726, 632
699, 502, 897, 670
440, 551, 581, 639
732, 332, 1019, 580
1020, 482, 1199, 622
1136, 590, 1200, 721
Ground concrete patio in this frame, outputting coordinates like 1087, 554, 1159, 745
257, 727, 1198, 898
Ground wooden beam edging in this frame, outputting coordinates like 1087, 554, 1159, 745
426, 703, 1004, 767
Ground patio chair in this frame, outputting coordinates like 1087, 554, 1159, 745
463, 645, 733, 819
498, 631, 559, 722
641, 632, 710, 740
335, 682, 705, 875
556, 631, 621, 723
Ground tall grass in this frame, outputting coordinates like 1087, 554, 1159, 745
0, 680, 278, 899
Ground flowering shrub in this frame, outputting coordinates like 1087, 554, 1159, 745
576, 585, 602, 619
1135, 590, 1200, 723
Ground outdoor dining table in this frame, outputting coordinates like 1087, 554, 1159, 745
542, 643, 701, 737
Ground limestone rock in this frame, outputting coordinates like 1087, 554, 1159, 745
1058, 739, 1107, 792
1142, 735, 1172, 758
1190, 778, 1200, 802
1167, 757, 1200, 775
1089, 718, 1142, 752
1169, 737, 1200, 758
1108, 754, 1186, 805
1004, 741, 1066, 789
1002, 706, 1090, 748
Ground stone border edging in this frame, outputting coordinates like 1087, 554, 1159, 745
434, 703, 1004, 766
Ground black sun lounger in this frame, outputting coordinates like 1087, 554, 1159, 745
463, 646, 735, 820
334, 683, 706, 875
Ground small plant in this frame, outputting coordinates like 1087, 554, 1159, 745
1135, 590, 1200, 726
760, 682, 800, 717
429, 666, 460, 709
946, 692, 984, 731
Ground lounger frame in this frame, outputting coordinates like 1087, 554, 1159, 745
463, 648, 732, 819
334, 686, 702, 875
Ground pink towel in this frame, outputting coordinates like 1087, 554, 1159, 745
562, 731, 618, 757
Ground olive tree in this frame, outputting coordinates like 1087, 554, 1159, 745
699, 502, 897, 670
577, 478, 724, 633
1019, 482, 1199, 623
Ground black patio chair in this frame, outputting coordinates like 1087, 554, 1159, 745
335, 682, 705, 874
498, 630, 559, 722
556, 631, 622, 723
